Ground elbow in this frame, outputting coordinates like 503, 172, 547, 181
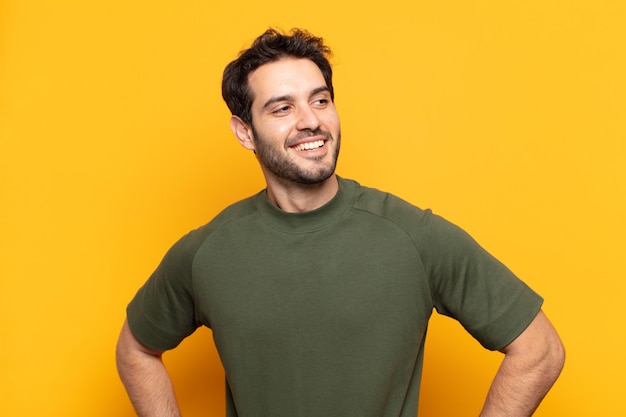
531, 326, 565, 386
547, 334, 566, 381
502, 310, 566, 384
542, 314, 566, 381
534, 310, 566, 381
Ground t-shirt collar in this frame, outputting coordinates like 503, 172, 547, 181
254, 176, 357, 233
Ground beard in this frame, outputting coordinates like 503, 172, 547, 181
251, 126, 341, 185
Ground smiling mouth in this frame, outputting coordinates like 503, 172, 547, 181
292, 139, 325, 151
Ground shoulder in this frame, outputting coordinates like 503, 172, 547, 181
343, 178, 433, 226
170, 192, 262, 257
205, 193, 260, 229
342, 178, 471, 249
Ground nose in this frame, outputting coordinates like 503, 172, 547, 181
295, 105, 321, 131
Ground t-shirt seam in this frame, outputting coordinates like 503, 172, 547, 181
189, 210, 260, 328
466, 284, 525, 334
253, 187, 356, 235
128, 302, 186, 350
466, 285, 542, 350
349, 205, 435, 306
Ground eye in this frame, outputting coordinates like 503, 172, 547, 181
312, 98, 329, 107
272, 105, 291, 115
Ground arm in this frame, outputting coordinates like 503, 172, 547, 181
116, 319, 182, 417
480, 309, 565, 416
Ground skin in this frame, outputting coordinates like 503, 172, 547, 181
116, 57, 565, 416
230, 58, 342, 213
480, 310, 565, 416
116, 320, 180, 417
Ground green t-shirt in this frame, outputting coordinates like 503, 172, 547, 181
127, 177, 542, 417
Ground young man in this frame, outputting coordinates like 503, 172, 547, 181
116, 28, 565, 417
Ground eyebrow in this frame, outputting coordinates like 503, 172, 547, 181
261, 86, 330, 111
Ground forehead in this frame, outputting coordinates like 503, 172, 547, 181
248, 58, 326, 106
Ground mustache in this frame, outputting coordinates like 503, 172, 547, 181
288, 129, 334, 145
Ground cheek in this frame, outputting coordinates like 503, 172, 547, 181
322, 113, 340, 133
276, 123, 293, 136
254, 119, 293, 142
268, 122, 295, 143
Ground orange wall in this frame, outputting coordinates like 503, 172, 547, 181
2, 1, 625, 415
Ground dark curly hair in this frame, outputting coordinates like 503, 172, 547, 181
221, 28, 334, 125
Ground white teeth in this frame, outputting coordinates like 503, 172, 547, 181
294, 140, 324, 151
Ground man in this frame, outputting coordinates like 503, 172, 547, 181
116, 28, 565, 417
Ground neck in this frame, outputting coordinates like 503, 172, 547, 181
265, 174, 339, 213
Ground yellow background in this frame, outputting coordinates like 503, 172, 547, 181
2, 1, 624, 415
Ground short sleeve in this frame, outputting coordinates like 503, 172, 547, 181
417, 213, 543, 350
126, 231, 203, 351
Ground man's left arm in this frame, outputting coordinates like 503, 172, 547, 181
480, 309, 565, 416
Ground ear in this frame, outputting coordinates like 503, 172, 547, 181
230, 116, 256, 151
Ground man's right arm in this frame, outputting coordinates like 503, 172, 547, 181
116, 319, 182, 417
